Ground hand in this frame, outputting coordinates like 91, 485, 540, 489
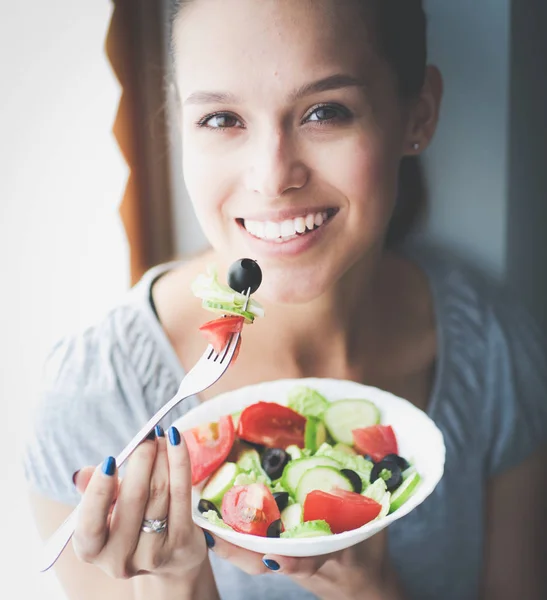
72, 426, 209, 581
205, 528, 404, 600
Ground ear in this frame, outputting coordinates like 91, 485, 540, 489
404, 65, 444, 155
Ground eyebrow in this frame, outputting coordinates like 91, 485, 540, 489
183, 74, 367, 106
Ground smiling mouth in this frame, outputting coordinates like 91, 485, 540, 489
237, 208, 338, 243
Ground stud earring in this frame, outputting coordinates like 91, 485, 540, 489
412, 142, 420, 151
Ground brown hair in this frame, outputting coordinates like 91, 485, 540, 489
168, 0, 429, 246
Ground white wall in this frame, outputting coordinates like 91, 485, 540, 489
421, 0, 511, 278
0, 2, 128, 597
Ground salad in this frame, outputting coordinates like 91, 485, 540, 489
185, 260, 421, 539
183, 385, 422, 539
192, 258, 265, 357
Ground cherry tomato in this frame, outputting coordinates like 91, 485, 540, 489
237, 401, 306, 449
221, 483, 281, 536
199, 315, 244, 353
352, 424, 399, 463
303, 489, 382, 534
182, 415, 235, 485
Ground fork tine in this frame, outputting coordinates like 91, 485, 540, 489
220, 332, 238, 363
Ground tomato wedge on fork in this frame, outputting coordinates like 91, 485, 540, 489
199, 315, 244, 354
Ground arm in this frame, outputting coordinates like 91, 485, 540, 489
480, 446, 547, 600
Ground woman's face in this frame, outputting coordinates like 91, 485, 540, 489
174, 0, 417, 303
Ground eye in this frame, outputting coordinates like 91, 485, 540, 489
304, 104, 351, 125
197, 112, 243, 129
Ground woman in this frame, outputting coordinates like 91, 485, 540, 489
24, 1, 547, 599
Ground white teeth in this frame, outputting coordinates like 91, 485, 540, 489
255, 221, 265, 238
294, 217, 306, 234
280, 219, 296, 237
245, 220, 257, 236
265, 221, 281, 240
243, 210, 333, 240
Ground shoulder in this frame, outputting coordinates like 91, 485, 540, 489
406, 242, 547, 475
22, 263, 184, 504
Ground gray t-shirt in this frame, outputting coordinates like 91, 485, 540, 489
22, 247, 547, 600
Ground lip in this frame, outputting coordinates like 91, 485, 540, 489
236, 206, 338, 223
237, 209, 339, 258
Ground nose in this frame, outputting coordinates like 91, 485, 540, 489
244, 130, 309, 199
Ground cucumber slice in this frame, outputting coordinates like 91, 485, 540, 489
333, 442, 358, 456
280, 503, 303, 530
295, 466, 353, 504
389, 469, 421, 513
304, 417, 327, 453
202, 300, 255, 323
287, 385, 330, 418
280, 520, 332, 538
281, 456, 340, 496
323, 399, 381, 445
201, 462, 240, 505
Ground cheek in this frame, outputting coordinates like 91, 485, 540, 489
319, 134, 400, 226
182, 135, 235, 240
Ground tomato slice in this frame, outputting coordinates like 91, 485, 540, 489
303, 489, 382, 534
199, 316, 244, 353
221, 483, 281, 536
352, 424, 399, 463
237, 401, 306, 449
182, 415, 235, 485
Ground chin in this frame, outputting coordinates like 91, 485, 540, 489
255, 264, 333, 306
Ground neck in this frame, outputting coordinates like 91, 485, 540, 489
238, 247, 396, 375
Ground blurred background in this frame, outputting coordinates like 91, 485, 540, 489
1, 1, 546, 598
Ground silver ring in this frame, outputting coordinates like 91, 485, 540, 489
141, 517, 167, 534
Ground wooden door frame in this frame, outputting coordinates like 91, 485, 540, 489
106, 0, 176, 284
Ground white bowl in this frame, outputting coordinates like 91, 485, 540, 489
170, 377, 445, 557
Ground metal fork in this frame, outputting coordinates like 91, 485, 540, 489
38, 329, 242, 573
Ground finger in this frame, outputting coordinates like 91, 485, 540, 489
107, 432, 158, 559
206, 533, 269, 576
142, 426, 170, 523
164, 426, 195, 545
73, 457, 118, 561
261, 551, 335, 577
73, 466, 96, 494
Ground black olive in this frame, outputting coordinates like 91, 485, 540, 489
198, 499, 222, 518
267, 519, 283, 538
370, 459, 403, 493
261, 448, 290, 480
340, 469, 363, 494
228, 258, 263, 294
273, 491, 290, 512
382, 453, 411, 472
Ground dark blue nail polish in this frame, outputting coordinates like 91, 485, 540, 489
102, 456, 116, 476
263, 559, 280, 571
168, 426, 181, 446
146, 429, 156, 441
72, 470, 80, 486
155, 425, 165, 437
203, 530, 215, 548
